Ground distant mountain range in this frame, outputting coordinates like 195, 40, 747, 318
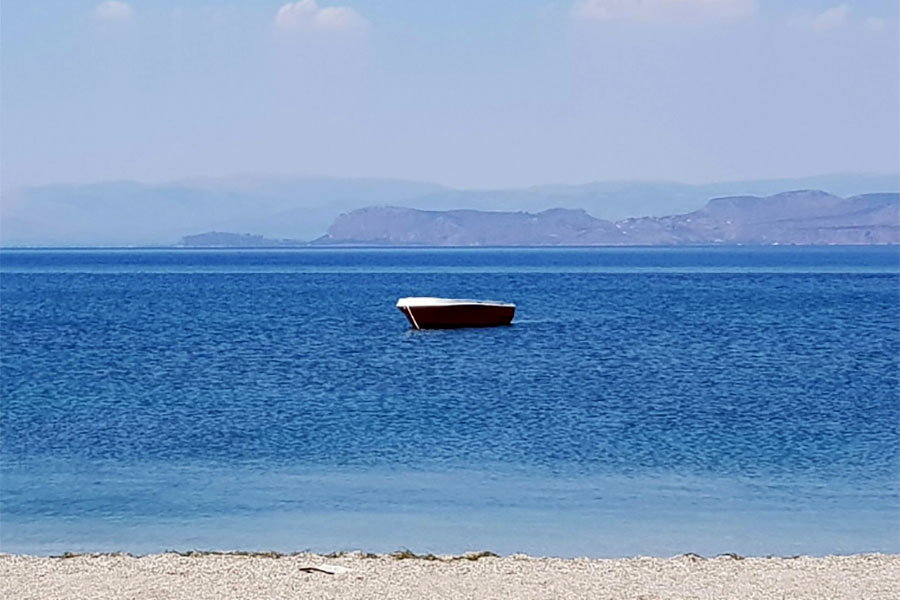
314, 191, 899, 246
0, 176, 444, 246
2, 173, 897, 246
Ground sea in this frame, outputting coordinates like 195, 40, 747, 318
1, 247, 898, 558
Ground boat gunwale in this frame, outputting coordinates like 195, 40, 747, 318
396, 297, 516, 309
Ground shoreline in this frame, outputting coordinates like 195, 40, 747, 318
3, 551, 898, 600
1, 548, 889, 560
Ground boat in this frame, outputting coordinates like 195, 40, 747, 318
396, 297, 515, 329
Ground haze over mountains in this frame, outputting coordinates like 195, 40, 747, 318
0, 177, 444, 247
1, 174, 898, 246
319, 191, 899, 246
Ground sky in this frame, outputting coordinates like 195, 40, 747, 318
1, 0, 898, 190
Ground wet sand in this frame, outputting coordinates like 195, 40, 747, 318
1, 551, 897, 599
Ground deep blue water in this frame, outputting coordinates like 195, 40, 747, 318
1, 247, 898, 557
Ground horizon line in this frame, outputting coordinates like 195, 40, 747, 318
3, 171, 899, 195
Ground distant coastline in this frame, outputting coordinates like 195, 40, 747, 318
3, 244, 900, 252
3, 173, 897, 247
178, 190, 900, 248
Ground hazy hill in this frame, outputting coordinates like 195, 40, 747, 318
400, 174, 900, 221
316, 191, 900, 246
1, 174, 897, 246
0, 177, 445, 246
618, 191, 899, 245
320, 207, 627, 246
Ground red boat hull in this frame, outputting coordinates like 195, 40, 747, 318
398, 303, 515, 329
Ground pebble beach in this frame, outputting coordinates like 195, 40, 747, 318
2, 551, 898, 600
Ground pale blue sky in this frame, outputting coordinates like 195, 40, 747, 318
1, 1, 898, 189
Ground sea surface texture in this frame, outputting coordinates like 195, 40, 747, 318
1, 248, 898, 557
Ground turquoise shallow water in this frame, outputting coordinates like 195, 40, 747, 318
1, 247, 898, 556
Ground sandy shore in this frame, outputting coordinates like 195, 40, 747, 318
1, 551, 897, 599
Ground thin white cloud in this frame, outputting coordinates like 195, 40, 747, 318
275, 1, 367, 32
93, 1, 134, 22
571, 0, 757, 23
862, 17, 885, 32
788, 4, 850, 31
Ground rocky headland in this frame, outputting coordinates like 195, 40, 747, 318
313, 190, 899, 246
